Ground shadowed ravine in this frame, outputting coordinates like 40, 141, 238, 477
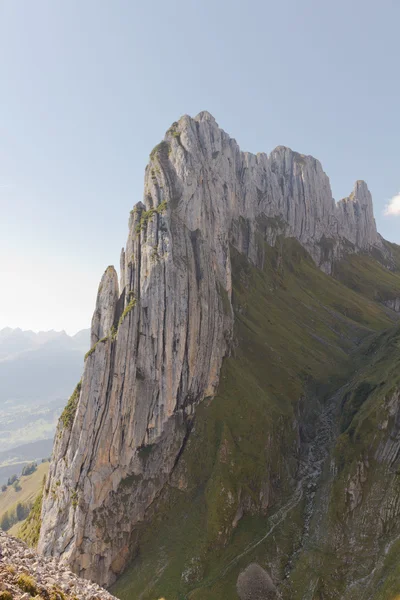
182, 385, 346, 599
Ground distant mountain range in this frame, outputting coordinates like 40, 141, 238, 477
0, 327, 89, 361
0, 328, 89, 455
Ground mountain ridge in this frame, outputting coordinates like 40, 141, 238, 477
37, 112, 400, 598
0, 327, 90, 361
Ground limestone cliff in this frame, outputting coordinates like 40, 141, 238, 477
38, 111, 396, 588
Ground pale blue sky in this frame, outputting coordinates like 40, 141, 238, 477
0, 0, 399, 334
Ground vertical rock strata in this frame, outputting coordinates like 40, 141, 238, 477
39, 111, 387, 585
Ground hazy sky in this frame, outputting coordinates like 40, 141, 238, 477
0, 0, 399, 334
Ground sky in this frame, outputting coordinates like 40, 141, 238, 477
0, 0, 399, 334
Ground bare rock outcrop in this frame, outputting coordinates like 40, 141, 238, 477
237, 563, 278, 600
90, 266, 119, 347
38, 111, 392, 586
384, 297, 400, 312
335, 180, 381, 251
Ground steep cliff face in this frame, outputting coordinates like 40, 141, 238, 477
335, 179, 381, 251
111, 243, 400, 600
39, 112, 399, 593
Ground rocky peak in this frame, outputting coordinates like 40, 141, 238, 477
90, 266, 119, 347
194, 109, 217, 124
154, 112, 383, 271
353, 179, 372, 203
335, 180, 381, 250
39, 111, 393, 586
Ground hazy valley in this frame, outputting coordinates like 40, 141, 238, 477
0, 328, 89, 484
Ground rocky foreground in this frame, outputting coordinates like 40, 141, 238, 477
0, 531, 116, 600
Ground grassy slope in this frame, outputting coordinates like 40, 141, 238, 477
0, 462, 48, 517
333, 250, 400, 307
0, 463, 48, 534
17, 486, 44, 546
112, 239, 400, 600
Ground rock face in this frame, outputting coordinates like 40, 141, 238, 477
384, 297, 400, 312
38, 112, 392, 587
335, 179, 381, 251
90, 267, 119, 347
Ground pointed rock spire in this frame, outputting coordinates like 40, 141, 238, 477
90, 266, 119, 347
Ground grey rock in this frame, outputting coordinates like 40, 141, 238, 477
237, 563, 277, 600
38, 111, 394, 586
0, 530, 116, 600
383, 297, 400, 312
90, 266, 119, 347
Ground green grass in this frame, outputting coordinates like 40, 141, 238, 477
150, 141, 170, 160
334, 251, 400, 307
135, 201, 168, 233
112, 238, 399, 600
0, 462, 48, 541
84, 336, 109, 361
59, 381, 81, 429
118, 296, 137, 327
17, 573, 38, 595
0, 462, 48, 519
18, 486, 45, 548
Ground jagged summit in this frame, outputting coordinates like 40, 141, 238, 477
351, 179, 371, 198
115, 112, 384, 284
136, 112, 384, 274
160, 112, 379, 245
194, 109, 217, 123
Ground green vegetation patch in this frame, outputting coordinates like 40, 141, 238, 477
118, 295, 137, 327
150, 140, 170, 160
59, 381, 81, 429
18, 487, 44, 547
0, 501, 30, 531
135, 201, 168, 234
21, 462, 37, 477
0, 462, 48, 538
84, 335, 108, 361
334, 252, 400, 307
17, 574, 38, 596
71, 489, 78, 509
